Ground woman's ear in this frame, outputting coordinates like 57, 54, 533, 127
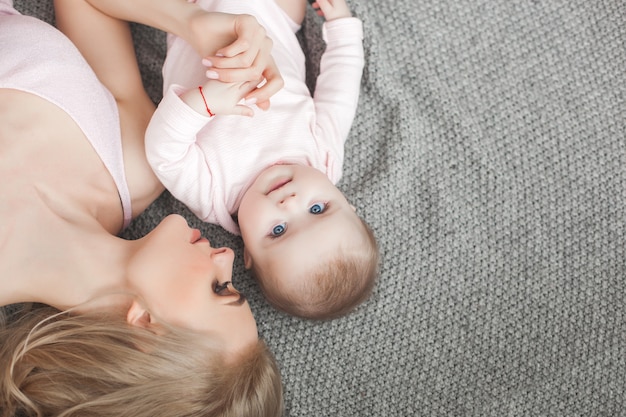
126, 300, 167, 336
243, 246, 252, 270
126, 300, 152, 329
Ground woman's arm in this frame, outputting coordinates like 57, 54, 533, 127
55, 0, 164, 217
54, 0, 151, 105
57, 0, 282, 107
53, 0, 283, 214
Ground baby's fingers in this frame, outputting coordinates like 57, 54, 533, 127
232, 104, 255, 117
314, 0, 351, 19
309, 0, 321, 14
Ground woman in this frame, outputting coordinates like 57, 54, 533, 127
0, 0, 284, 415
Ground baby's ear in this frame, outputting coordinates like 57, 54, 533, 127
243, 246, 253, 270
126, 300, 153, 329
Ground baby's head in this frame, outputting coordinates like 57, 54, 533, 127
238, 164, 379, 319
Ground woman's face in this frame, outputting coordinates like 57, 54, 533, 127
126, 214, 258, 354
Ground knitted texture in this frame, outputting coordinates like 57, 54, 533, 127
13, 0, 626, 415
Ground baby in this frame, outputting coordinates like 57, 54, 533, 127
146, 0, 379, 319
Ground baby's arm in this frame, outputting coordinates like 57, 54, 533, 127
145, 79, 258, 221
312, 0, 365, 150
144, 86, 220, 223
181, 77, 269, 118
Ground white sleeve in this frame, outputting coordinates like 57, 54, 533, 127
145, 84, 217, 222
313, 17, 365, 175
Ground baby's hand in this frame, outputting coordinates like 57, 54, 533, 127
311, 0, 352, 20
182, 79, 258, 118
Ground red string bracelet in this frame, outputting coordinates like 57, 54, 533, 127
198, 86, 215, 117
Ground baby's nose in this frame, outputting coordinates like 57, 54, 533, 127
279, 192, 297, 205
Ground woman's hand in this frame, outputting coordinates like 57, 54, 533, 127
70, 0, 283, 108
187, 12, 284, 110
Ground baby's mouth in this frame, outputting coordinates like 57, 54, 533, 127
267, 178, 291, 194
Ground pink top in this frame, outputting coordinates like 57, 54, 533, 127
146, 0, 364, 234
0, 5, 133, 228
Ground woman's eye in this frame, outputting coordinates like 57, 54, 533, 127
270, 223, 287, 237
309, 202, 327, 214
214, 281, 238, 296
213, 281, 227, 294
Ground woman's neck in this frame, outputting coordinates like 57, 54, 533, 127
0, 198, 132, 309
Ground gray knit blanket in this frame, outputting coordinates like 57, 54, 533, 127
15, 1, 626, 415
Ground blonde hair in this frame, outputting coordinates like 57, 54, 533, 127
0, 305, 283, 417
255, 218, 379, 320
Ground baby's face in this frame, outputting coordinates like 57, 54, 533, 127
238, 164, 362, 285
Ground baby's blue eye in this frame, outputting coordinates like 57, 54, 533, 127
271, 223, 287, 237
309, 202, 327, 214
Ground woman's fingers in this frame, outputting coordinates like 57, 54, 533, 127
193, 13, 283, 105
244, 57, 284, 110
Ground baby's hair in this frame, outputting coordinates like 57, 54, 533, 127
0, 305, 283, 417
255, 217, 379, 320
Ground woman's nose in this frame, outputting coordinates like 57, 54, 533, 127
211, 247, 234, 272
211, 247, 234, 259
